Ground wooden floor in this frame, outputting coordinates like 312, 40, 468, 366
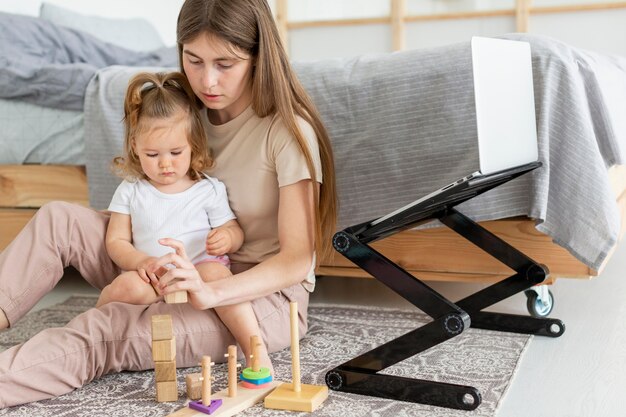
29, 239, 626, 417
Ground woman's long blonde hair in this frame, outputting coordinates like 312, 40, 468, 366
114, 71, 213, 181
177, 0, 338, 261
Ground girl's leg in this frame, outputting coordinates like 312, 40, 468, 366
96, 271, 161, 308
253, 282, 309, 353
0, 283, 307, 408
196, 262, 273, 371
0, 202, 119, 329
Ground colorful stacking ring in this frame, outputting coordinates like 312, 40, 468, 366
242, 367, 271, 381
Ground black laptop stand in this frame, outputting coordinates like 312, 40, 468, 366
324, 162, 565, 411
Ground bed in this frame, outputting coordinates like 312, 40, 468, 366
2, 12, 626, 308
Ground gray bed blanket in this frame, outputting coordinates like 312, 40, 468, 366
84, 34, 626, 272
0, 12, 177, 111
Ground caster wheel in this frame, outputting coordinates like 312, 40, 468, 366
525, 288, 554, 318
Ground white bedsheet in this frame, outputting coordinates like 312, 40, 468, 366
0, 98, 84, 165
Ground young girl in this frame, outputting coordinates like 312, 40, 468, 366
0, 0, 335, 407
96, 71, 272, 371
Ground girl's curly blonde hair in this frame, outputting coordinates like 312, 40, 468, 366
113, 71, 213, 181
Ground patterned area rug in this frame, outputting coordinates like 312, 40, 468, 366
0, 296, 531, 417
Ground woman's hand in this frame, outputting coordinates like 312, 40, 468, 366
150, 238, 218, 310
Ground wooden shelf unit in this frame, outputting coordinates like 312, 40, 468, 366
273, 0, 626, 52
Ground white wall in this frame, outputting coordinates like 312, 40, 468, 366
0, 0, 184, 46
1, 0, 625, 57
287, 3, 626, 59
530, 9, 626, 56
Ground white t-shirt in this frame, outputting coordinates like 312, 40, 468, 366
108, 176, 236, 264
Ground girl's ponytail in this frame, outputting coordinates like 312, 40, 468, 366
113, 72, 212, 181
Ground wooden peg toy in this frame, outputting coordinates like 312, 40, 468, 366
188, 356, 223, 414
250, 335, 261, 372
264, 301, 329, 412
167, 345, 281, 417
240, 335, 272, 387
224, 345, 239, 397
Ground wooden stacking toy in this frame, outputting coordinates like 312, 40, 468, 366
264, 301, 329, 412
167, 343, 280, 417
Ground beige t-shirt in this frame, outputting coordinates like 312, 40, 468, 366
202, 105, 323, 291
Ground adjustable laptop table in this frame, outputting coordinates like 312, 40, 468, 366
324, 161, 565, 411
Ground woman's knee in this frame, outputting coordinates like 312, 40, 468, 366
37, 201, 79, 221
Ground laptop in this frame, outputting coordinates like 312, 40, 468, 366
364, 36, 540, 238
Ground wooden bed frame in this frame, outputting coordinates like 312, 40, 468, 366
2, 164, 625, 284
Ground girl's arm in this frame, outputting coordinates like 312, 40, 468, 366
106, 212, 153, 272
206, 219, 244, 255
156, 179, 317, 309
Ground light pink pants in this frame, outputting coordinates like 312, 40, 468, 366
0, 202, 309, 408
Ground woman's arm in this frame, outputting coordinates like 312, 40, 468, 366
156, 179, 317, 309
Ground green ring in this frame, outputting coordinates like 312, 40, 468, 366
242, 367, 271, 380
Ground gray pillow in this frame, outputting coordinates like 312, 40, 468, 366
39, 2, 165, 52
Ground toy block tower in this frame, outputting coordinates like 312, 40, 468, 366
152, 314, 178, 402
264, 301, 328, 412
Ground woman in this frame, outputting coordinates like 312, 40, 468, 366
0, 0, 336, 407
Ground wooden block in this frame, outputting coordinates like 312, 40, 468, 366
151, 315, 173, 341
185, 372, 202, 400
153, 337, 176, 362
157, 380, 179, 402
165, 290, 188, 304
155, 360, 177, 383
264, 382, 329, 412
167, 380, 281, 417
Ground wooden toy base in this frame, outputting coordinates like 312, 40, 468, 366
189, 399, 222, 414
167, 380, 282, 417
264, 382, 329, 412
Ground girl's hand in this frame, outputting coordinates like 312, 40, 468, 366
136, 256, 161, 285
205, 229, 233, 256
151, 238, 218, 310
